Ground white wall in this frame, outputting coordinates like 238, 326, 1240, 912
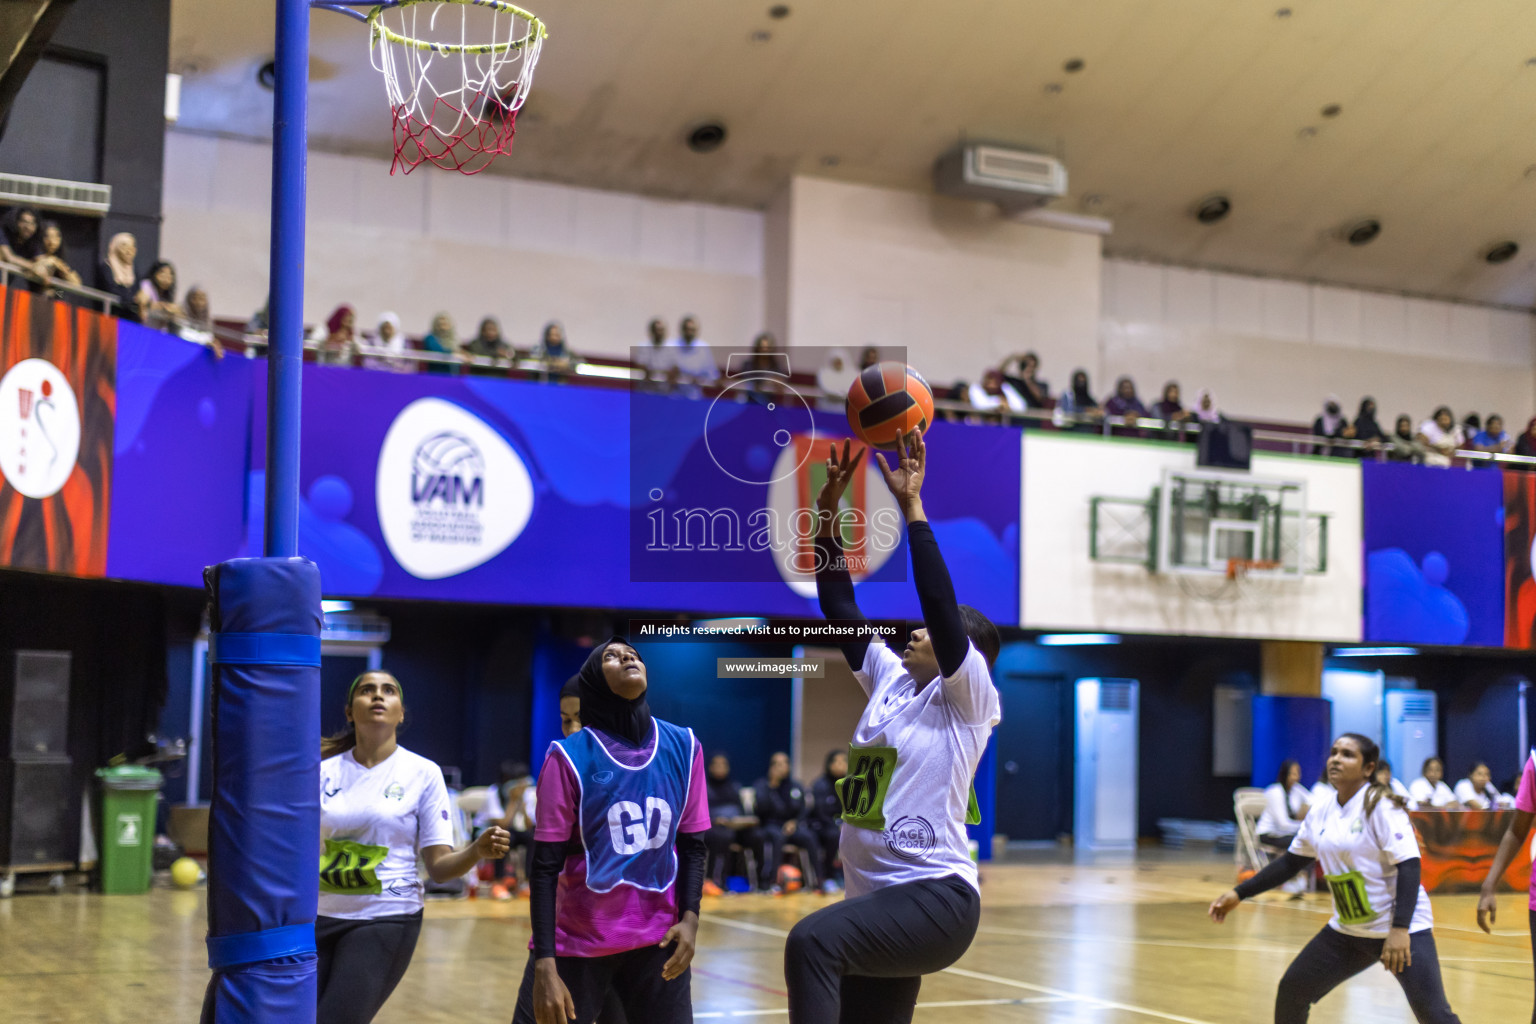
1101, 259, 1536, 428
159, 131, 765, 354
1022, 433, 1363, 642
776, 176, 1104, 387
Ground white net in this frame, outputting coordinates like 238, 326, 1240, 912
368, 0, 546, 174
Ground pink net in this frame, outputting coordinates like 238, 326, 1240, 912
390, 91, 519, 176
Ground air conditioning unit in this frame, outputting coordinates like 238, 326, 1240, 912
933, 144, 1067, 211
0, 173, 111, 217
1074, 678, 1139, 851
1384, 690, 1437, 784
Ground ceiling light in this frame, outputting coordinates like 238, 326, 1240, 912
1344, 219, 1381, 246
1275, 8, 1293, 18
819, 154, 841, 167
1321, 103, 1342, 118
1331, 646, 1418, 657
1037, 633, 1121, 646
1297, 126, 1318, 139
769, 4, 791, 17
1195, 195, 1232, 224
321, 600, 353, 613
686, 122, 728, 153
1063, 58, 1085, 73
1486, 241, 1520, 264
749, 29, 772, 43
1043, 82, 1064, 94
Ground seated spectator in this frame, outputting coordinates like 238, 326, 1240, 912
636, 316, 670, 384
1057, 369, 1100, 419
178, 286, 221, 355
463, 316, 514, 375
816, 348, 857, 409
422, 312, 460, 375
534, 320, 574, 379
96, 233, 141, 321
1373, 760, 1412, 802
1000, 351, 1050, 409
1409, 756, 1462, 809
1518, 417, 1536, 459
858, 345, 881, 371
1255, 759, 1310, 846
247, 297, 270, 336
1193, 388, 1220, 423
1103, 376, 1147, 425
138, 260, 183, 331
1472, 414, 1512, 463
362, 311, 411, 372
805, 749, 845, 894
316, 305, 357, 366
1387, 414, 1425, 463
1463, 413, 1483, 446
474, 760, 536, 899
753, 751, 820, 892
1416, 407, 1463, 467
703, 752, 763, 894
1311, 395, 1356, 456
29, 220, 81, 293
1454, 762, 1514, 810
1353, 397, 1389, 454
663, 315, 719, 392
1, 206, 40, 269
967, 368, 1026, 414
1151, 381, 1191, 428
743, 332, 786, 404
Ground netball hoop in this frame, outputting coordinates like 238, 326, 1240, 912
368, 0, 547, 174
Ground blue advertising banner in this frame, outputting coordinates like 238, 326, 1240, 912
103, 326, 1020, 621
1361, 461, 1504, 647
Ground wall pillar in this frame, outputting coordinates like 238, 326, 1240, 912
1261, 640, 1323, 697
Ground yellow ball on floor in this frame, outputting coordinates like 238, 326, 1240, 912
170, 857, 202, 889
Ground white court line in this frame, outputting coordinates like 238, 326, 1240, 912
694, 997, 1068, 1019
977, 924, 1298, 955
1246, 898, 1534, 938
703, 916, 1221, 1024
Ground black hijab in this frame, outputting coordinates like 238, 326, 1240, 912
1071, 369, 1095, 407
576, 636, 653, 748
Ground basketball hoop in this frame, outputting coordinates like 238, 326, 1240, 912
1225, 558, 1281, 580
368, 0, 547, 175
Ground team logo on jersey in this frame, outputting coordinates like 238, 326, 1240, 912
0, 358, 81, 499
377, 397, 534, 579
384, 782, 406, 801
885, 815, 936, 862
1349, 817, 1363, 834
592, 770, 614, 784
322, 780, 341, 799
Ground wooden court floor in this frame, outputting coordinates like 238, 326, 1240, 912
0, 850, 1529, 1023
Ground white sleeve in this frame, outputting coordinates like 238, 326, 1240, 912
1288, 807, 1318, 858
855, 640, 904, 699
1453, 780, 1477, 805
1373, 800, 1422, 865
1434, 782, 1456, 807
941, 642, 1001, 728
417, 764, 457, 852
1263, 785, 1291, 828
1408, 779, 1432, 808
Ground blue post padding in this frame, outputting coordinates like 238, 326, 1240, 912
201, 557, 321, 1024
207, 922, 317, 970
1252, 695, 1333, 789
210, 633, 322, 667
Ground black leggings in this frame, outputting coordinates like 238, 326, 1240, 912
511, 945, 689, 1024
315, 911, 423, 1024
1276, 926, 1461, 1024
784, 873, 980, 1024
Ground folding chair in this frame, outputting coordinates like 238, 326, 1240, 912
1233, 787, 1271, 873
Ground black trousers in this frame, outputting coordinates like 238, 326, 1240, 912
511, 945, 690, 1024
704, 824, 764, 886
315, 911, 424, 1024
1276, 926, 1462, 1024
806, 819, 842, 883
762, 823, 823, 888
784, 873, 980, 1024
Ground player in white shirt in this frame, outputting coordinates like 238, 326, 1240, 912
1409, 756, 1463, 810
316, 672, 510, 1024
785, 433, 1002, 1024
1373, 760, 1413, 803
1210, 733, 1463, 1024
1255, 760, 1312, 896
1454, 761, 1515, 810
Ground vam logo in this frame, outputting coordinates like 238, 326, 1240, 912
377, 398, 534, 579
0, 358, 81, 499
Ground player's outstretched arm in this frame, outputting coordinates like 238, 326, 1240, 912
873, 431, 967, 678
1208, 850, 1316, 923
814, 439, 874, 669
529, 839, 577, 1022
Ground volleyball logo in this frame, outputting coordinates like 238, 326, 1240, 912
377, 397, 534, 579
0, 358, 81, 500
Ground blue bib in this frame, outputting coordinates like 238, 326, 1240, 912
554, 719, 694, 894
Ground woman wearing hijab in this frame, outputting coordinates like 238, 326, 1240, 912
1192, 388, 1220, 424
1516, 418, 1536, 459
535, 320, 575, 381
422, 312, 460, 375
178, 286, 221, 355
362, 312, 411, 372
1312, 395, 1356, 457
97, 233, 141, 321
317, 305, 358, 366
1057, 369, 1100, 422
1388, 415, 1426, 463
1354, 397, 1388, 456
463, 316, 514, 374
515, 638, 709, 1024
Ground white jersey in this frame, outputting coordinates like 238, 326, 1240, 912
318, 746, 455, 920
1453, 778, 1512, 810
839, 638, 1000, 898
1256, 783, 1309, 837
1408, 778, 1456, 809
1289, 785, 1433, 938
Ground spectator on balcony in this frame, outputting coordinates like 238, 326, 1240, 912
28, 221, 81, 294
967, 368, 1026, 416
663, 315, 719, 392
1416, 406, 1462, 467
1471, 414, 1512, 465
362, 312, 411, 373
178, 286, 221, 355
1463, 413, 1483, 445
637, 316, 670, 384
1, 206, 41, 270
1103, 376, 1148, 426
422, 312, 460, 375
1516, 417, 1536, 459
1353, 397, 1389, 455
97, 233, 141, 321
1311, 395, 1356, 456
316, 305, 357, 366
464, 316, 514, 374
858, 346, 881, 371
1193, 388, 1220, 424
742, 332, 786, 405
138, 260, 183, 332
1000, 351, 1050, 409
816, 348, 857, 411
1386, 415, 1425, 463
1057, 369, 1100, 420
1151, 381, 1193, 435
534, 320, 574, 379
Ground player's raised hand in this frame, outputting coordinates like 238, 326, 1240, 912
474, 825, 511, 860
815, 439, 866, 518
874, 429, 926, 515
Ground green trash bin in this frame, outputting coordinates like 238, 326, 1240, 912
96, 765, 162, 894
